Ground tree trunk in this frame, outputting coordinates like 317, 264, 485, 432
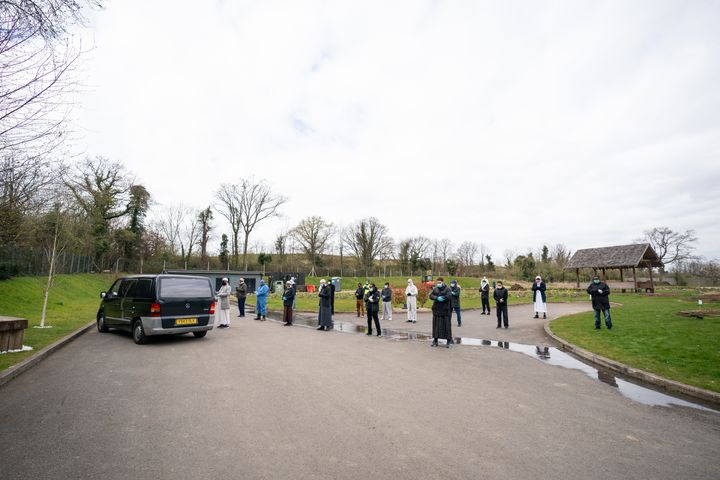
40, 219, 60, 328
243, 231, 250, 271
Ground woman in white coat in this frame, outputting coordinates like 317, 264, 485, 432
217, 278, 232, 328
405, 279, 418, 323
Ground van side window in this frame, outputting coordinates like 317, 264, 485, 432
118, 279, 135, 298
107, 280, 122, 298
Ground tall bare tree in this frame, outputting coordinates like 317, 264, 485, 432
342, 217, 393, 275
456, 241, 479, 274
1, 1, 103, 156
638, 227, 698, 271
274, 231, 288, 272
290, 216, 334, 275
197, 207, 213, 262
215, 178, 286, 270
155, 204, 189, 257
214, 183, 242, 267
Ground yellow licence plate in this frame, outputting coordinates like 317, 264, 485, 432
175, 318, 197, 326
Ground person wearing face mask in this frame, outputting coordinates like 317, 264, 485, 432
449, 280, 462, 327
587, 276, 612, 329
494, 280, 509, 328
532, 275, 547, 319
282, 281, 295, 326
405, 279, 418, 323
479, 276, 491, 315
429, 277, 453, 347
355, 283, 366, 317
364, 283, 382, 336
317, 279, 333, 331
381, 282, 393, 321
217, 278, 232, 328
254, 279, 269, 321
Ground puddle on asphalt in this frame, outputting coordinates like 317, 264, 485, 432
281, 315, 719, 413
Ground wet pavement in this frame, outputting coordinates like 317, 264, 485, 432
282, 305, 719, 413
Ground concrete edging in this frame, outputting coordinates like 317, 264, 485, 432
543, 321, 720, 405
0, 320, 96, 389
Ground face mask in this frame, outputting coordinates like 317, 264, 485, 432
497, 285, 503, 289
436, 283, 443, 287
593, 279, 600, 284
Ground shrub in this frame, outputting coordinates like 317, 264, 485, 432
417, 283, 431, 307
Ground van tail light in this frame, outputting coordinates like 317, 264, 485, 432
150, 303, 161, 317
209, 301, 216, 315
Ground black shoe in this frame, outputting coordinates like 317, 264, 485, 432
412, 320, 416, 323
317, 326, 325, 330
543, 313, 547, 319
431, 339, 438, 347
254, 317, 260, 321
504, 326, 508, 329
376, 333, 381, 337
533, 314, 539, 319
366, 332, 372, 336
457, 323, 462, 327
496, 325, 501, 328
446, 342, 451, 348
595, 326, 601, 330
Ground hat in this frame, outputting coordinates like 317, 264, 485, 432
222, 277, 228, 282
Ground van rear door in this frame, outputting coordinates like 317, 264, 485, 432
158, 277, 214, 328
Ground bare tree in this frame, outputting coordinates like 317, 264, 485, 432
1, 1, 103, 156
342, 217, 393, 275
551, 244, 571, 269
197, 207, 213, 262
456, 241, 479, 274
479, 243, 488, 268
290, 216, 334, 275
274, 231, 288, 271
215, 178, 286, 270
155, 204, 189, 257
180, 207, 201, 262
638, 227, 698, 270
503, 249, 516, 269
439, 238, 454, 272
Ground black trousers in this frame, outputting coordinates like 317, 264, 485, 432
283, 306, 292, 324
496, 304, 508, 327
367, 310, 381, 334
481, 297, 490, 313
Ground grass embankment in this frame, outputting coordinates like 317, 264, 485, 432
549, 290, 720, 393
0, 274, 116, 372
264, 275, 587, 312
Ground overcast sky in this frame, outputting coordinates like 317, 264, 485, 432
74, 0, 720, 261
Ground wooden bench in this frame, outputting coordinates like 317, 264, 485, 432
606, 281, 636, 292
0, 316, 28, 352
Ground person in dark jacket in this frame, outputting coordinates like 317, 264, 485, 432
429, 277, 453, 347
494, 281, 509, 328
317, 279, 333, 331
531, 275, 547, 319
587, 276, 612, 329
480, 276, 491, 315
449, 280, 462, 327
355, 283, 365, 317
282, 281, 295, 326
381, 282, 393, 321
235, 278, 248, 317
364, 283, 381, 336
329, 281, 336, 314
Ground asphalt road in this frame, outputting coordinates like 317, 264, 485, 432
1, 304, 718, 480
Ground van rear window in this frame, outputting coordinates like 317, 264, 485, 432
159, 278, 212, 299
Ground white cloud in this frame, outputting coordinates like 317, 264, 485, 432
74, 0, 720, 260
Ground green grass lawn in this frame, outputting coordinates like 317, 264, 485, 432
0, 273, 117, 371
549, 291, 720, 393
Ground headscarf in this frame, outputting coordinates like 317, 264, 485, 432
407, 279, 414, 285
481, 276, 488, 288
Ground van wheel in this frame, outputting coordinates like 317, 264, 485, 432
192, 331, 207, 338
97, 313, 109, 333
132, 320, 148, 345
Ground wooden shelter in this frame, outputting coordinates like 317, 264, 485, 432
565, 243, 663, 292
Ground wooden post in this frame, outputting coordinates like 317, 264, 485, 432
619, 269, 624, 281
632, 266, 638, 292
576, 268, 580, 288
648, 266, 655, 293
601, 267, 606, 279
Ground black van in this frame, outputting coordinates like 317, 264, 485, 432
97, 274, 216, 344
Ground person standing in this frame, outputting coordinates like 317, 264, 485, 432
364, 283, 381, 336
494, 280, 509, 328
329, 280, 336, 315
532, 275, 548, 319
282, 281, 295, 326
317, 279, 333, 331
587, 276, 612, 330
405, 279, 418, 323
429, 277, 453, 347
235, 278, 247, 317
355, 283, 365, 317
255, 279, 269, 321
217, 278, 232, 328
479, 276, 491, 315
449, 279, 462, 327
381, 282, 393, 321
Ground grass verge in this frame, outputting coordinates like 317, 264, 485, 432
0, 274, 117, 372
549, 292, 720, 393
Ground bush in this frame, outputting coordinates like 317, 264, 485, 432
0, 262, 20, 281
417, 283, 431, 307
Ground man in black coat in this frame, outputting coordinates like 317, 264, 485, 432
354, 283, 365, 317
282, 281, 295, 326
587, 276, 612, 329
480, 276, 491, 315
429, 277, 453, 347
493, 281, 509, 328
364, 283, 382, 336
449, 280, 462, 327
